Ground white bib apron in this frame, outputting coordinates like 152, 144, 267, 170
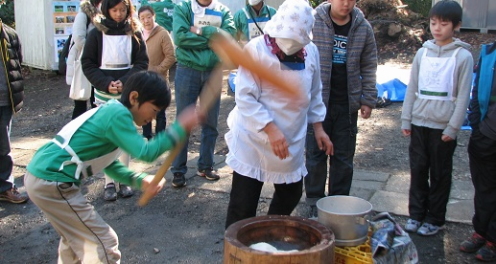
100, 33, 132, 70
93, 34, 133, 105
418, 47, 461, 101
51, 107, 122, 180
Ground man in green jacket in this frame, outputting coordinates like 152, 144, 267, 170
171, 0, 236, 188
141, 0, 176, 32
233, 0, 276, 46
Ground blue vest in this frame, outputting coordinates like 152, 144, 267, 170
478, 44, 496, 120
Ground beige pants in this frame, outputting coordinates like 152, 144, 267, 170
24, 172, 121, 264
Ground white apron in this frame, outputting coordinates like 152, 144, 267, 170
418, 47, 461, 101
100, 34, 132, 70
94, 34, 133, 105
51, 107, 122, 180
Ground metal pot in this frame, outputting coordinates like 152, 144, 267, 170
316, 196, 373, 247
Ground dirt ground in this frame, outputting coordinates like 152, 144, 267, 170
1, 31, 496, 263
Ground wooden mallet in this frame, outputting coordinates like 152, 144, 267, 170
209, 31, 300, 97
138, 31, 300, 206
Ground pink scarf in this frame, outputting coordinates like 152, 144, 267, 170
142, 23, 158, 41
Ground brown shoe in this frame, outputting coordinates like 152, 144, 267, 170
0, 188, 29, 204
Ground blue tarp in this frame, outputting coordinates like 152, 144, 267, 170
228, 72, 236, 93
376, 78, 407, 102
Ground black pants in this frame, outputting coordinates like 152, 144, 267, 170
0, 106, 13, 192
408, 125, 456, 226
71, 89, 96, 120
225, 171, 303, 229
468, 129, 496, 243
304, 104, 357, 206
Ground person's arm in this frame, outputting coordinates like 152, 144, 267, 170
150, 30, 175, 74
16, 30, 23, 63
307, 45, 326, 125
119, 32, 149, 84
172, 3, 210, 49
468, 57, 482, 129
312, 122, 333, 155
193, 7, 235, 40
233, 10, 247, 42
81, 29, 114, 92
72, 12, 89, 51
235, 42, 289, 159
218, 7, 236, 38
401, 49, 422, 136
104, 161, 165, 197
443, 52, 474, 139
359, 24, 378, 110
103, 161, 147, 188
234, 44, 273, 132
102, 104, 197, 186
308, 45, 333, 155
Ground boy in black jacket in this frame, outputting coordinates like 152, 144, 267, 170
0, 20, 29, 204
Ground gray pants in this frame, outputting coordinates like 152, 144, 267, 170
24, 172, 121, 263
0, 105, 14, 193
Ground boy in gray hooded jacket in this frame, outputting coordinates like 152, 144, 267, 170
304, 0, 378, 218
401, 0, 473, 236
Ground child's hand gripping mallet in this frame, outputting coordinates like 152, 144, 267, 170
138, 64, 224, 207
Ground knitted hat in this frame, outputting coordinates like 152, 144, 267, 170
263, 0, 315, 46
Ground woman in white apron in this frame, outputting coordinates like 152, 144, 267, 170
224, 0, 333, 229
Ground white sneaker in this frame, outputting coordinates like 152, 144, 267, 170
417, 223, 444, 236
404, 219, 421, 233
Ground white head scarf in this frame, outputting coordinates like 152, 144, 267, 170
248, 0, 263, 5
263, 0, 315, 46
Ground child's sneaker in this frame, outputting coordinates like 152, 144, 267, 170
417, 222, 444, 236
460, 232, 486, 253
404, 219, 421, 233
172, 172, 186, 188
476, 241, 496, 262
118, 184, 134, 198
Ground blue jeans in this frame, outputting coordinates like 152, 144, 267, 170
171, 64, 220, 174
304, 104, 357, 205
0, 106, 14, 192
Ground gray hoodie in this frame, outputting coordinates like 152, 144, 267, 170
401, 38, 474, 139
